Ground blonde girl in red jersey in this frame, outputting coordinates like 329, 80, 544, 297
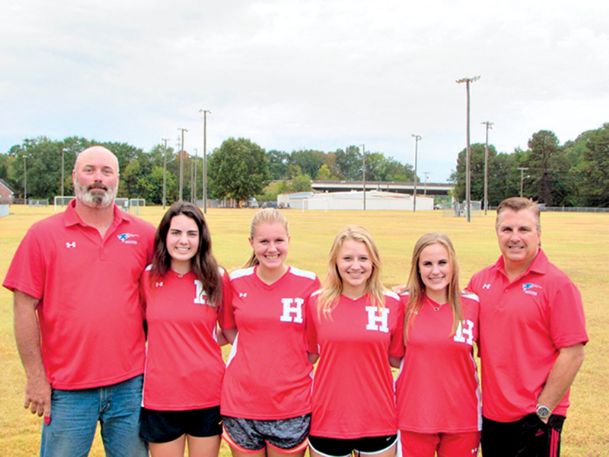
307, 226, 404, 457
140, 201, 230, 457
396, 233, 481, 457
221, 209, 320, 457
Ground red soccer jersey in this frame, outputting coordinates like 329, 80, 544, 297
141, 268, 232, 410
307, 291, 405, 439
3, 201, 155, 389
221, 266, 320, 420
466, 250, 588, 422
396, 292, 481, 433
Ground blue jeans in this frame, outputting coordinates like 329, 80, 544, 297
40, 375, 147, 457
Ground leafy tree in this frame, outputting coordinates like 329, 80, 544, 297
335, 146, 363, 180
316, 164, 334, 180
208, 138, 270, 205
267, 150, 289, 180
576, 123, 609, 207
289, 150, 325, 178
287, 174, 312, 192
526, 130, 570, 205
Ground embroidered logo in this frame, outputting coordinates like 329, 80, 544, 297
155, 281, 164, 288
522, 282, 543, 296
117, 233, 140, 244
482, 283, 491, 290
239, 292, 248, 298
66, 241, 76, 248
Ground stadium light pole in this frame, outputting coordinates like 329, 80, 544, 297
192, 148, 198, 203
361, 144, 366, 211
456, 75, 480, 222
518, 167, 529, 197
60, 147, 66, 198
411, 134, 422, 212
161, 138, 169, 209
23, 155, 27, 203
482, 121, 494, 215
199, 109, 211, 213
177, 128, 188, 201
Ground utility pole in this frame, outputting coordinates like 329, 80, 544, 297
518, 167, 529, 198
361, 144, 366, 210
411, 134, 422, 212
60, 147, 65, 198
482, 121, 494, 215
161, 138, 169, 209
199, 109, 211, 213
23, 156, 27, 203
456, 75, 480, 222
177, 128, 188, 201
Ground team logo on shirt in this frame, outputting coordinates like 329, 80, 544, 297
522, 282, 543, 296
155, 281, 164, 288
194, 279, 208, 305
365, 306, 389, 333
482, 283, 491, 289
117, 233, 140, 244
65, 241, 76, 248
453, 320, 475, 345
279, 298, 304, 324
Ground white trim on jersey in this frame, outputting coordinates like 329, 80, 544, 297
383, 290, 400, 301
290, 267, 317, 280
230, 267, 255, 280
225, 332, 239, 368
145, 264, 152, 271
461, 290, 480, 302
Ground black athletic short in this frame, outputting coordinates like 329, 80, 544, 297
140, 406, 222, 443
481, 414, 565, 457
308, 434, 398, 457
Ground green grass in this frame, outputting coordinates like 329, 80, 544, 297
1, 206, 608, 456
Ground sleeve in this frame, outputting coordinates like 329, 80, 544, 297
305, 294, 319, 355
139, 269, 150, 315
2, 227, 46, 299
465, 272, 479, 295
218, 271, 234, 330
389, 297, 405, 359
548, 280, 588, 348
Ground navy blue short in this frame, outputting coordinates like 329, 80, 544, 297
140, 406, 222, 443
308, 434, 398, 457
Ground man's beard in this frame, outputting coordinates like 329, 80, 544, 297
74, 181, 117, 208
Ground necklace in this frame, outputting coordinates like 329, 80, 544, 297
429, 301, 447, 312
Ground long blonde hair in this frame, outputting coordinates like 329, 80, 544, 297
404, 233, 462, 337
317, 226, 386, 317
244, 208, 289, 267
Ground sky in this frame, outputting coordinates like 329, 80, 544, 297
1, 0, 607, 182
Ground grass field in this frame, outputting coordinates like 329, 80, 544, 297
1, 205, 608, 456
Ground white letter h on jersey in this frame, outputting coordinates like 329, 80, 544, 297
280, 298, 304, 324
365, 306, 389, 333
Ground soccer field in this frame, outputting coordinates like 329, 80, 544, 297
1, 206, 607, 456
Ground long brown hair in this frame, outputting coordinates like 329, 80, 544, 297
405, 232, 462, 337
150, 201, 222, 306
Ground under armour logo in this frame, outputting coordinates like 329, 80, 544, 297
155, 282, 163, 288
66, 242, 76, 248
482, 283, 491, 289
239, 292, 248, 298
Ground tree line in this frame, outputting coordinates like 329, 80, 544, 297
451, 123, 609, 207
0, 137, 415, 205
1, 122, 607, 207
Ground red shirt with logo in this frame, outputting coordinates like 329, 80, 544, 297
141, 268, 231, 410
396, 292, 481, 433
3, 201, 155, 389
220, 266, 320, 420
307, 291, 405, 438
466, 250, 588, 422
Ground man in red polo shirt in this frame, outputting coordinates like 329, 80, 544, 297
3, 146, 155, 457
467, 197, 587, 457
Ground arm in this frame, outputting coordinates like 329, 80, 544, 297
537, 344, 585, 421
13, 291, 51, 419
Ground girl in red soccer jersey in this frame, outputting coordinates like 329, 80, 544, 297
396, 233, 481, 457
307, 226, 404, 457
221, 209, 320, 457
140, 201, 230, 457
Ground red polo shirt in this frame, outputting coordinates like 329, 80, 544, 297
3, 200, 155, 389
466, 250, 588, 422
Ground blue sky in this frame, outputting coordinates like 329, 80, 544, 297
1, 0, 607, 182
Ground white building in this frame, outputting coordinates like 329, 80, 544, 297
278, 191, 434, 211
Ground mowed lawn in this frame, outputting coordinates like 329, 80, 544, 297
1, 205, 607, 456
